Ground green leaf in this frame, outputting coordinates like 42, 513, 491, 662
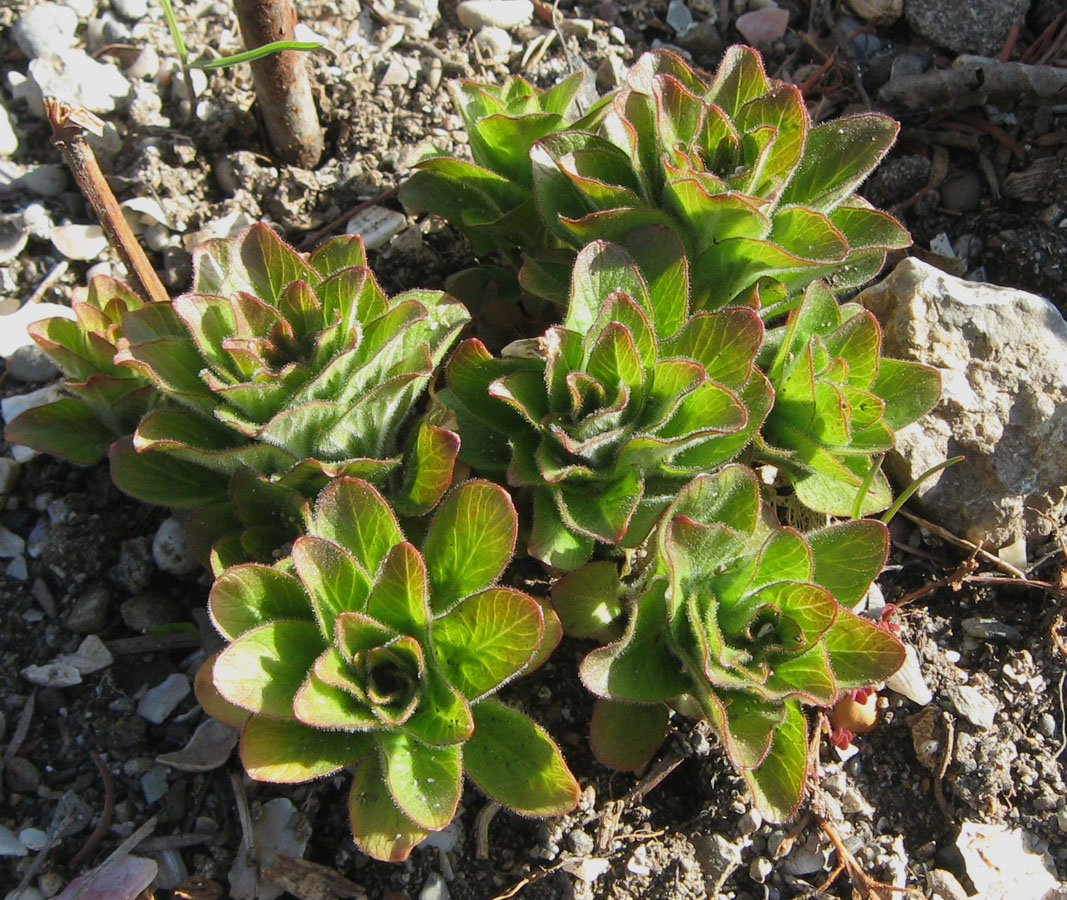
661, 464, 760, 540
209, 564, 313, 640
401, 668, 474, 746
241, 717, 371, 783
292, 670, 381, 730
189, 39, 324, 70
109, 436, 231, 507
230, 223, 318, 303
551, 561, 624, 639
618, 225, 690, 339
378, 732, 462, 829
292, 536, 373, 641
823, 608, 905, 688
365, 542, 430, 637
528, 487, 594, 570
808, 520, 888, 604
742, 699, 808, 823
663, 309, 763, 390
589, 699, 668, 773
871, 358, 940, 430
349, 751, 429, 862
780, 113, 898, 213
431, 588, 543, 700
580, 580, 690, 703
464, 699, 580, 816
307, 234, 367, 277
706, 45, 771, 118
585, 321, 646, 393
706, 690, 784, 769
764, 643, 837, 705
423, 481, 517, 612
213, 620, 324, 717
564, 240, 650, 335
311, 478, 404, 575
556, 470, 644, 544
395, 423, 460, 517
4, 399, 116, 465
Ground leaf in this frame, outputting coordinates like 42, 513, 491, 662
209, 564, 313, 641
378, 732, 463, 829
551, 561, 624, 639
365, 542, 430, 637
311, 478, 404, 575
617, 225, 690, 339
661, 464, 760, 542
242, 716, 372, 783
401, 668, 474, 746
565, 240, 650, 335
763, 643, 837, 705
230, 223, 318, 303
742, 699, 808, 823
585, 321, 646, 393
663, 309, 763, 390
528, 487, 594, 570
780, 113, 899, 213
431, 588, 543, 700
871, 358, 941, 430
292, 668, 383, 730
580, 580, 691, 703
109, 436, 231, 507
395, 423, 460, 517
557, 470, 644, 544
464, 699, 580, 816
808, 519, 888, 604
292, 536, 373, 641
423, 481, 517, 612
4, 399, 116, 465
194, 652, 250, 729
706, 45, 771, 118
706, 690, 784, 769
823, 608, 905, 688
349, 751, 429, 862
589, 699, 668, 773
213, 620, 324, 717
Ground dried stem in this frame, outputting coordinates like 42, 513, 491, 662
234, 0, 324, 168
43, 99, 169, 306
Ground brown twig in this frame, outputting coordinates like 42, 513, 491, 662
43, 99, 169, 306
897, 509, 1026, 578
3, 690, 35, 763
72, 751, 114, 867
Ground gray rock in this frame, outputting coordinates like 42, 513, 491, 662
4, 757, 41, 793
0, 458, 19, 496
783, 843, 827, 876
152, 517, 199, 576
692, 833, 743, 895
61, 0, 97, 16
14, 4, 80, 59
858, 258, 1067, 548
0, 525, 26, 558
666, 0, 694, 34
157, 719, 239, 772
0, 214, 28, 264
7, 345, 59, 383
22, 203, 53, 240
906, 0, 1028, 56
944, 684, 998, 730
419, 872, 450, 900
927, 868, 969, 900
126, 44, 159, 80
749, 856, 773, 883
121, 591, 183, 631
116, 537, 155, 593
138, 673, 191, 724
0, 101, 17, 157
737, 808, 762, 835
567, 829, 595, 855
111, 0, 148, 20
141, 764, 169, 803
0, 824, 29, 857
18, 164, 67, 197
2, 384, 65, 461
961, 617, 1023, 643
28, 49, 132, 116
472, 25, 512, 62
67, 585, 111, 633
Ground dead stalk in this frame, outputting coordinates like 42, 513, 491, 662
234, 0, 324, 168
43, 98, 169, 306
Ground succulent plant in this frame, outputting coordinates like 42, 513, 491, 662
106, 223, 469, 509
565, 465, 904, 820
757, 280, 940, 515
204, 477, 576, 861
5, 275, 160, 465
403, 45, 909, 311
443, 229, 772, 569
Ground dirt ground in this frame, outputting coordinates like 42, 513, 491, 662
2, 1, 1067, 898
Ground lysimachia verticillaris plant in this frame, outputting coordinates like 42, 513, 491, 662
205, 477, 578, 862
108, 223, 468, 508
757, 281, 940, 516
402, 45, 909, 311
569, 465, 904, 820
5, 275, 159, 465
443, 228, 773, 569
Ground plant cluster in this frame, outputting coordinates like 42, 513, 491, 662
8, 46, 940, 861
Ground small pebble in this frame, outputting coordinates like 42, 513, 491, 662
51, 223, 109, 261
156, 719, 239, 772
121, 591, 183, 631
19, 165, 67, 198
127, 44, 160, 80
0, 824, 28, 857
116, 537, 155, 593
38, 872, 65, 897
749, 856, 773, 883
737, 808, 762, 835
0, 458, 21, 495
152, 517, 199, 576
7, 345, 59, 383
419, 871, 451, 900
1057, 807, 1067, 832
61, 0, 96, 15
1038, 712, 1057, 738
111, 0, 148, 20
0, 101, 17, 157
141, 764, 169, 803
138, 673, 191, 724
472, 25, 512, 62
5, 756, 42, 793
14, 4, 80, 58
456, 0, 533, 30
961, 617, 1022, 643
18, 828, 48, 852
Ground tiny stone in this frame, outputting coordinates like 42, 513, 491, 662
737, 808, 762, 835
51, 223, 108, 260
472, 25, 512, 62
18, 828, 48, 852
5, 756, 42, 793
14, 4, 80, 58
121, 591, 183, 631
749, 856, 773, 883
1038, 713, 1057, 738
140, 764, 169, 804
0, 101, 17, 157
419, 871, 451, 900
568, 829, 595, 855
7, 345, 60, 383
111, 0, 148, 20
116, 537, 155, 593
126, 44, 159, 80
692, 833, 743, 894
0, 458, 21, 495
61, 0, 96, 15
1057, 807, 1067, 832
456, 0, 533, 30
66, 586, 111, 633
152, 517, 199, 576
961, 617, 1023, 643
37, 872, 65, 897
19, 165, 67, 198
783, 844, 826, 876
137, 673, 191, 724
0, 524, 26, 558
0, 824, 29, 857
927, 868, 969, 900
944, 684, 998, 730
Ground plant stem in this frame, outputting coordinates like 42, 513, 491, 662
233, 0, 324, 168
44, 99, 169, 305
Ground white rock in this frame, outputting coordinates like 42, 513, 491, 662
0, 216, 28, 264
456, 0, 534, 30
473, 25, 512, 61
560, 857, 611, 882
0, 525, 25, 559
21, 662, 82, 687
0, 302, 74, 358
61, 0, 97, 16
0, 102, 17, 158
141, 764, 169, 803
22, 203, 53, 240
138, 673, 191, 724
2, 384, 65, 461
56, 635, 114, 674
345, 205, 407, 250
111, 0, 148, 21
27, 49, 132, 117
17, 829, 48, 852
783, 844, 827, 876
0, 825, 29, 857
14, 4, 80, 59
419, 872, 450, 900
51, 223, 109, 260
885, 642, 933, 706
228, 799, 310, 900
157, 719, 239, 772
18, 164, 67, 197
944, 684, 998, 730
666, 0, 694, 34
955, 822, 1058, 899
152, 516, 199, 575
126, 44, 159, 80
860, 258, 1067, 548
